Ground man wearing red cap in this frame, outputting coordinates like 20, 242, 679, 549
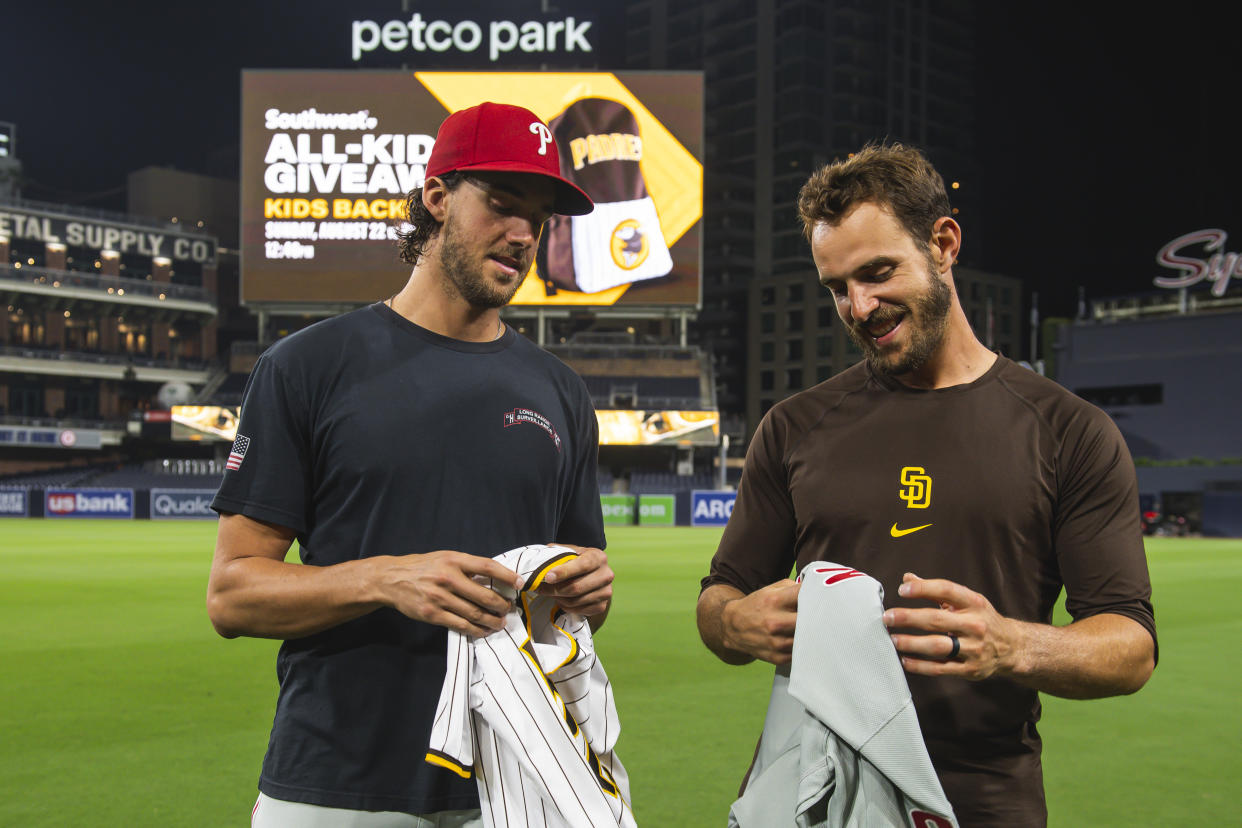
208, 103, 610, 826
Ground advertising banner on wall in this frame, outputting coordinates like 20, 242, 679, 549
637, 494, 675, 526
596, 410, 718, 446
173, 403, 719, 448
170, 405, 240, 441
599, 494, 635, 525
241, 70, 702, 307
150, 489, 217, 520
44, 489, 134, 519
0, 489, 28, 517
690, 490, 735, 527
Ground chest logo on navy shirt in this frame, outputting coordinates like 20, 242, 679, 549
891, 465, 933, 537
503, 407, 562, 452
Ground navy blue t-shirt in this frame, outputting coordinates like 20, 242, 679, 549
212, 302, 606, 814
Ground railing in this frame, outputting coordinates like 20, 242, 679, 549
229, 341, 264, 357
0, 343, 211, 372
1090, 288, 1242, 321
0, 414, 126, 430
0, 264, 214, 304
590, 395, 712, 410
546, 342, 704, 361
146, 458, 226, 476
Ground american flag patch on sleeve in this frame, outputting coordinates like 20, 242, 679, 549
226, 434, 251, 471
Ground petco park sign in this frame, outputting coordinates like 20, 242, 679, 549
352, 13, 593, 62
1155, 229, 1239, 297
344, 0, 617, 67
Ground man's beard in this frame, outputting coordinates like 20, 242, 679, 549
436, 219, 528, 310
847, 260, 953, 377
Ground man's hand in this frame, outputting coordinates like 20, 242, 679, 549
698, 580, 800, 666
377, 550, 524, 639
883, 572, 1156, 698
882, 572, 1017, 680
536, 544, 613, 622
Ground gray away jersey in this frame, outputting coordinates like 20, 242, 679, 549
731, 562, 958, 828
427, 545, 636, 828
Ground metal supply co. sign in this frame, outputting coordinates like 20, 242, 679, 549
1155, 229, 1239, 297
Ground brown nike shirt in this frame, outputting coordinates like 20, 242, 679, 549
702, 356, 1156, 826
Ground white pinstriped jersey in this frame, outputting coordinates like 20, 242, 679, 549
427, 545, 636, 828
730, 562, 958, 828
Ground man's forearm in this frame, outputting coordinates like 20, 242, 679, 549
1002, 612, 1155, 699
207, 555, 385, 640
696, 584, 757, 665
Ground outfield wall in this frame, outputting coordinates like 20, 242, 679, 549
4, 488, 735, 527
600, 490, 736, 527
0, 488, 218, 520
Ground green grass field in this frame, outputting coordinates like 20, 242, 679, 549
0, 521, 1237, 826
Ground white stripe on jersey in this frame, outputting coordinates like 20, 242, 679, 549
427, 545, 636, 828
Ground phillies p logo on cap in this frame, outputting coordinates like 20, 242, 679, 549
538, 98, 674, 295
425, 102, 593, 216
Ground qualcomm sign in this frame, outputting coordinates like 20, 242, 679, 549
45, 489, 133, 519
151, 489, 217, 520
1155, 229, 1239, 297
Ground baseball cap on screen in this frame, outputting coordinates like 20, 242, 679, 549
425, 102, 595, 217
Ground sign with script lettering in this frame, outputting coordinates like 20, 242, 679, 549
1155, 229, 1239, 297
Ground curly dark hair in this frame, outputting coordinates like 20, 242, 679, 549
395, 172, 464, 265
797, 142, 951, 251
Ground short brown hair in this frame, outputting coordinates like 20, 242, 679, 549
395, 173, 464, 265
797, 143, 950, 250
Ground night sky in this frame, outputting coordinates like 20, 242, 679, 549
4, 1, 1239, 320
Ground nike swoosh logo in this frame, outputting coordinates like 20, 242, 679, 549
890, 522, 933, 538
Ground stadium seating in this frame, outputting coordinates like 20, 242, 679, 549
628, 471, 716, 494
0, 459, 224, 491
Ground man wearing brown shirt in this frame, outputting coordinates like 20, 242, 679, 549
697, 144, 1156, 826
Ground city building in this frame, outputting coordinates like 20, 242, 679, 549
624, 0, 992, 437
746, 264, 1022, 422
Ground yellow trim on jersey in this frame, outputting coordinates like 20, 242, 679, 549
548, 605, 581, 672
519, 593, 581, 672
425, 750, 472, 779
525, 550, 579, 591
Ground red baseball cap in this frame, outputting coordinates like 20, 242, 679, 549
424, 102, 594, 216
